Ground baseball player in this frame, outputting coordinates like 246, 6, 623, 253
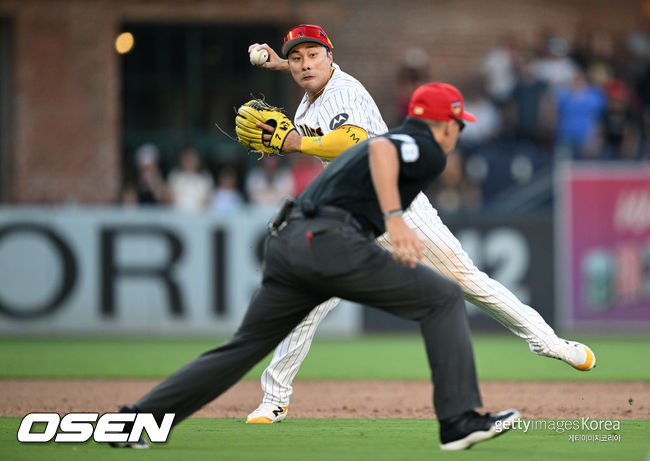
245, 24, 596, 424
114, 82, 520, 450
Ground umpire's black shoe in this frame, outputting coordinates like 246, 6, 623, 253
107, 406, 149, 449
439, 408, 520, 450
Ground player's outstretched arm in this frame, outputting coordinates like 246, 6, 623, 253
248, 43, 290, 72
300, 125, 368, 159
369, 137, 423, 268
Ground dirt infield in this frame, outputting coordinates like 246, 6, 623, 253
1, 379, 648, 419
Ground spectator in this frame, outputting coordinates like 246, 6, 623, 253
167, 146, 213, 212
134, 143, 167, 205
460, 85, 502, 147
573, 30, 615, 88
599, 79, 640, 159
513, 57, 547, 141
554, 69, 607, 159
481, 35, 520, 105
394, 48, 429, 123
245, 156, 295, 207
533, 36, 577, 90
211, 166, 244, 213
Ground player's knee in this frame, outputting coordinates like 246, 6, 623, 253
443, 280, 464, 307
421, 278, 463, 315
414, 281, 463, 324
424, 279, 463, 318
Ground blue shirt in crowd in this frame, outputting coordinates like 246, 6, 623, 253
555, 85, 607, 147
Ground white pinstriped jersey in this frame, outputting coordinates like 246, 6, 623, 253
293, 64, 388, 139
256, 63, 561, 410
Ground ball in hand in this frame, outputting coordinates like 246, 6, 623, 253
250, 48, 269, 66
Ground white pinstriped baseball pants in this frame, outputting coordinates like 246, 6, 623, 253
260, 192, 558, 406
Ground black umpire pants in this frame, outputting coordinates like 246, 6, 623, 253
135, 212, 482, 423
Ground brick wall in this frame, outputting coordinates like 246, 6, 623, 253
4, 1, 120, 202
0, 0, 643, 202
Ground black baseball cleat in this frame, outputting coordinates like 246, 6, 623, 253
107, 406, 149, 449
439, 408, 520, 450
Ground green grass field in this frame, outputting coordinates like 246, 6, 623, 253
1, 334, 649, 380
1, 334, 649, 460
1, 418, 648, 461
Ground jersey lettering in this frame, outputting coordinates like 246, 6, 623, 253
299, 124, 324, 137
345, 126, 362, 144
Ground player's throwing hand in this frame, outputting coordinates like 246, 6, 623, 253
247, 43, 288, 72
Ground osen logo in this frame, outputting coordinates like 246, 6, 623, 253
329, 113, 349, 130
17, 412, 175, 443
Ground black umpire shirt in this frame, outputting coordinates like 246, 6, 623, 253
297, 117, 447, 238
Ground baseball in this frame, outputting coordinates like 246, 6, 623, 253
249, 48, 269, 66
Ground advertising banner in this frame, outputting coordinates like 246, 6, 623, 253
557, 163, 650, 329
0, 207, 360, 336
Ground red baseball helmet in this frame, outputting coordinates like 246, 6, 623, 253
281, 24, 333, 57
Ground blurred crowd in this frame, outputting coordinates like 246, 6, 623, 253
122, 27, 650, 214
395, 28, 650, 213
120, 143, 323, 213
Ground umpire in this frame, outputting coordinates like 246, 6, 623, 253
119, 82, 518, 451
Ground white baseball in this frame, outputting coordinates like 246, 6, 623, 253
249, 48, 269, 66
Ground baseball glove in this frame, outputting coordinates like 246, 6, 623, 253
235, 99, 296, 155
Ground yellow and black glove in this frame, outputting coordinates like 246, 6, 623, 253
235, 99, 296, 155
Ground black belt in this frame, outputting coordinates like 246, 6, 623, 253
287, 206, 363, 231
268, 198, 363, 233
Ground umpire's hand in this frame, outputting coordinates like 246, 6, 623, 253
385, 216, 423, 268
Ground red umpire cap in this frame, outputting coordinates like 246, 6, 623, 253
408, 83, 476, 123
281, 24, 334, 57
